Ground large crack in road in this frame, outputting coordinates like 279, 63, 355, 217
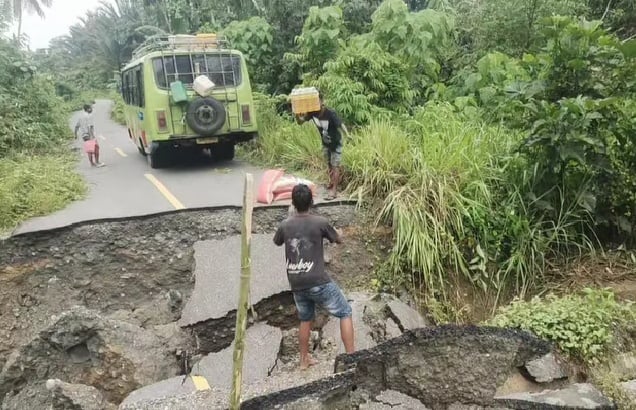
0, 205, 357, 405
0, 204, 622, 409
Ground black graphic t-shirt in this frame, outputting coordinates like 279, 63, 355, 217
273, 214, 339, 291
303, 108, 343, 150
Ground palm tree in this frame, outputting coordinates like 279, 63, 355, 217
12, 0, 53, 41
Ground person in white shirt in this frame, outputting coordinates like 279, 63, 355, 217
74, 104, 104, 167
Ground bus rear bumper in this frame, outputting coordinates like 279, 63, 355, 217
160, 132, 258, 147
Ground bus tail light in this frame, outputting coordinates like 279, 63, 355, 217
157, 111, 168, 132
241, 105, 251, 125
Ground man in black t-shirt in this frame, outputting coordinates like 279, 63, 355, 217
274, 184, 355, 369
296, 93, 348, 200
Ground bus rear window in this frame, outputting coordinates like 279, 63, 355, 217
153, 54, 242, 89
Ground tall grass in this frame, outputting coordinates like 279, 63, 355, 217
0, 154, 86, 233
344, 104, 519, 298
247, 99, 597, 303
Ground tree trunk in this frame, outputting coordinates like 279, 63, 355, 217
229, 173, 254, 410
16, 6, 22, 42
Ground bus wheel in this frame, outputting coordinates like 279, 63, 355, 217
148, 143, 167, 169
212, 143, 235, 161
186, 97, 226, 136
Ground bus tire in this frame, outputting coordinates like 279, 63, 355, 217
148, 142, 167, 169
186, 97, 226, 136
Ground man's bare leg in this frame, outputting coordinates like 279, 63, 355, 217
327, 166, 334, 190
340, 317, 355, 354
330, 167, 340, 198
87, 154, 95, 166
299, 321, 318, 369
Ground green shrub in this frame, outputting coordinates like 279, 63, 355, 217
0, 154, 86, 233
451, 17, 636, 245
489, 288, 636, 363
109, 92, 126, 125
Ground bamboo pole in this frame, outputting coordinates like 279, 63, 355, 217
229, 173, 254, 410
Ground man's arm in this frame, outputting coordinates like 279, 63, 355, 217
273, 226, 285, 246
340, 123, 350, 138
294, 114, 307, 125
321, 220, 343, 244
89, 125, 95, 139
329, 109, 349, 138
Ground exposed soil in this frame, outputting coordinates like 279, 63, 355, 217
326, 224, 391, 291
546, 252, 636, 301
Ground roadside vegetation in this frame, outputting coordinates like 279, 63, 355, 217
0, 39, 86, 233
3, 0, 636, 390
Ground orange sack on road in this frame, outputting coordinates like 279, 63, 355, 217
257, 169, 317, 204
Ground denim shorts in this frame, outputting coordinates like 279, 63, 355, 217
293, 281, 352, 322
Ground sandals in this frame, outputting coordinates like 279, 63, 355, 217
324, 192, 337, 201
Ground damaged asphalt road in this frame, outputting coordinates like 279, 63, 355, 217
0, 205, 356, 382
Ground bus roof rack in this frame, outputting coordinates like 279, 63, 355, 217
131, 34, 230, 60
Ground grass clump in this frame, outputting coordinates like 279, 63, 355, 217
0, 154, 86, 233
592, 369, 636, 409
344, 103, 519, 298
488, 288, 636, 364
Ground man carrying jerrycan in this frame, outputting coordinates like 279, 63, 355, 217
294, 90, 349, 201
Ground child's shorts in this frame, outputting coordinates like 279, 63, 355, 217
83, 139, 97, 154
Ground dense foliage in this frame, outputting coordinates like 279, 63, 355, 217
0, 40, 69, 155
238, 1, 636, 304
489, 288, 636, 363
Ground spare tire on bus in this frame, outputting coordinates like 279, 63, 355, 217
186, 97, 226, 136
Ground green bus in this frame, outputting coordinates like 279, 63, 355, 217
119, 34, 258, 168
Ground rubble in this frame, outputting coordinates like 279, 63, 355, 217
46, 378, 117, 410
321, 292, 429, 355
1, 379, 117, 410
622, 380, 636, 400
117, 325, 616, 410
496, 383, 615, 409
0, 307, 189, 404
523, 353, 568, 384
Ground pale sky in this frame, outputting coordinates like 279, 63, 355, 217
13, 0, 113, 49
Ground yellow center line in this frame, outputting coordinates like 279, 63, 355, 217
115, 148, 128, 157
191, 376, 211, 391
144, 173, 185, 210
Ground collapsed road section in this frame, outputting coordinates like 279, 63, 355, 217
0, 204, 356, 408
0, 204, 622, 409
